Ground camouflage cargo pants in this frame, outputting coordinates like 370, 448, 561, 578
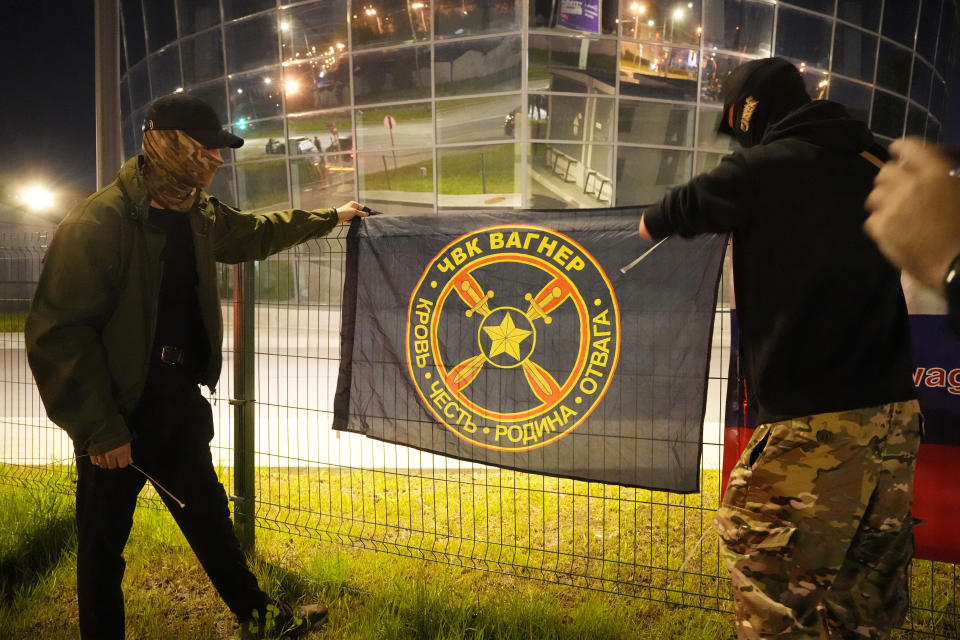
714, 400, 922, 639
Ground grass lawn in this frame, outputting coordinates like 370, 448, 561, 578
362, 145, 517, 195
0, 313, 25, 332
0, 465, 956, 639
0, 468, 734, 639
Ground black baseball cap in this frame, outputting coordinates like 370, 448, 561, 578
716, 57, 810, 148
143, 93, 244, 149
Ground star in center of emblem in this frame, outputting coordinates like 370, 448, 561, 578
483, 312, 532, 361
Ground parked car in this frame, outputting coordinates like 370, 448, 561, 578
504, 104, 548, 136
289, 137, 318, 154
325, 133, 355, 155
265, 138, 286, 154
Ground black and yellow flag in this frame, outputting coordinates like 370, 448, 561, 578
334, 209, 726, 492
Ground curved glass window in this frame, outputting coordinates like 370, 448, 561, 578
906, 104, 927, 135
291, 153, 356, 212
229, 68, 284, 122
129, 60, 151, 109
284, 56, 350, 113
620, 44, 700, 102
530, 36, 616, 93
832, 25, 876, 83
436, 0, 520, 38
910, 58, 933, 106
148, 45, 182, 97
837, 0, 880, 30
188, 81, 229, 124
357, 103, 433, 150
615, 146, 692, 206
916, 0, 942, 62
616, 0, 703, 47
353, 46, 431, 104
696, 107, 737, 152
882, 0, 921, 47
437, 95, 522, 144
208, 165, 237, 204
926, 115, 940, 142
876, 41, 912, 96
226, 13, 280, 74
436, 37, 522, 97
935, 1, 955, 74
287, 111, 353, 155
117, 0, 956, 214
871, 90, 906, 137
700, 53, 750, 104
827, 77, 872, 124
280, 2, 349, 62
223, 0, 276, 22
930, 76, 947, 119
237, 159, 291, 211
782, 0, 834, 15
122, 0, 147, 64
351, 0, 430, 49
703, 0, 774, 56
618, 100, 694, 146
183, 31, 224, 86
144, 0, 178, 51
775, 7, 831, 69
439, 143, 520, 208
178, 0, 220, 35
235, 118, 286, 163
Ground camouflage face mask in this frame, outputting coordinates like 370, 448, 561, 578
141, 129, 224, 212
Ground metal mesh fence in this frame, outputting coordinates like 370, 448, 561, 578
0, 229, 958, 637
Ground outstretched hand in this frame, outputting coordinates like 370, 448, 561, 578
865, 137, 960, 291
336, 201, 370, 223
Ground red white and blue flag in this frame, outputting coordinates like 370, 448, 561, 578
722, 277, 960, 563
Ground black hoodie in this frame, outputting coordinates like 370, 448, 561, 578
644, 100, 916, 424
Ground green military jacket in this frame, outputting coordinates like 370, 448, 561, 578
25, 156, 339, 455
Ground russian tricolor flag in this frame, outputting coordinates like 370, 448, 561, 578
721, 275, 960, 563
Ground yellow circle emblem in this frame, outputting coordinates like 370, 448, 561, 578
406, 225, 620, 451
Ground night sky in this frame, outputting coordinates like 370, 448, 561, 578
0, 1, 96, 193
0, 0, 958, 198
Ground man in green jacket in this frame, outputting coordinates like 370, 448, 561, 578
25, 93, 367, 639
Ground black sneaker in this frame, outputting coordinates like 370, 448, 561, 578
239, 600, 329, 639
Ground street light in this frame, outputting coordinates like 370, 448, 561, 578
365, 7, 383, 33
411, 1, 428, 32
669, 7, 684, 42
629, 2, 646, 38
16, 184, 55, 212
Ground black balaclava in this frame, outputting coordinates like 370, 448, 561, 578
717, 57, 811, 148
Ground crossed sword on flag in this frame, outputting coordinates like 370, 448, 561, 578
442, 271, 572, 405
433, 236, 666, 406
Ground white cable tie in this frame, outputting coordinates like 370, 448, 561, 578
30, 454, 186, 509
620, 236, 668, 274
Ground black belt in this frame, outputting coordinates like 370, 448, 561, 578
157, 345, 187, 366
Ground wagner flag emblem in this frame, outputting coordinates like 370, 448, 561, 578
335, 210, 726, 492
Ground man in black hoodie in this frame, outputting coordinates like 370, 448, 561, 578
639, 58, 921, 639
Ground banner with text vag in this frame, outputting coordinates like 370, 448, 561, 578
722, 276, 960, 563
334, 210, 726, 492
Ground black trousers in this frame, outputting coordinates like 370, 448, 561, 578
75, 374, 268, 639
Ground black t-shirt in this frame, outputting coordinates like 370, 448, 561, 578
145, 207, 210, 382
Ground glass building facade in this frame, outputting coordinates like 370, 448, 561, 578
119, 0, 958, 214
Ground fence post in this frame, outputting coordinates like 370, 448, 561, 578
381, 156, 392, 190
481, 152, 487, 194
232, 260, 256, 551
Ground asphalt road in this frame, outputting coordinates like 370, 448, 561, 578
0, 304, 729, 470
